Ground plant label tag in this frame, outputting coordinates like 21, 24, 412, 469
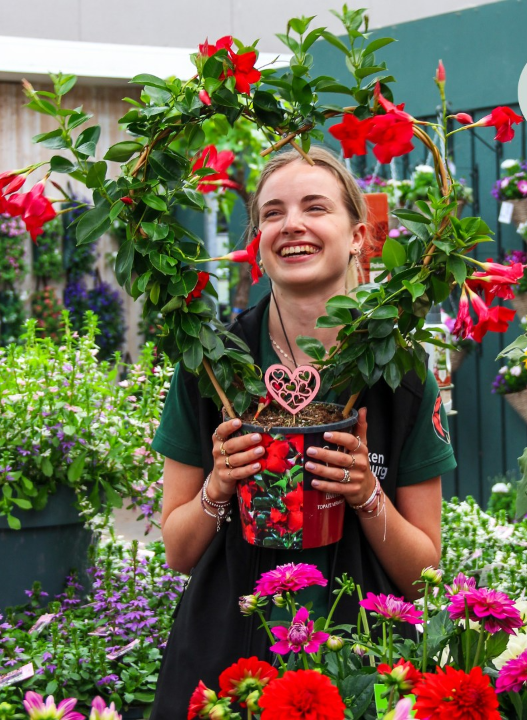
29, 613, 57, 634
374, 684, 416, 717
499, 201, 514, 224
0, 663, 34, 688
107, 638, 140, 660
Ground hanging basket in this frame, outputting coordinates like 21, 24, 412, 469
511, 293, 527, 320
504, 390, 527, 422
511, 199, 527, 227
450, 349, 467, 374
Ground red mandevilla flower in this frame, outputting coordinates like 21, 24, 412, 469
185, 271, 210, 305
259, 435, 291, 474
476, 106, 524, 143
413, 665, 500, 720
465, 260, 525, 302
367, 113, 415, 164
466, 288, 516, 343
199, 89, 212, 106
209, 231, 262, 285
452, 287, 474, 339
6, 180, 57, 242
198, 36, 233, 57
328, 114, 372, 159
218, 656, 278, 707
258, 669, 346, 720
229, 49, 261, 94
192, 145, 239, 193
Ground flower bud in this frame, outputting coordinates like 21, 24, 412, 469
451, 112, 474, 125
352, 643, 368, 657
435, 59, 446, 84
326, 635, 345, 651
120, 197, 134, 205
420, 566, 442, 586
209, 701, 231, 720
245, 690, 261, 713
272, 593, 287, 608
199, 89, 212, 106
239, 594, 258, 615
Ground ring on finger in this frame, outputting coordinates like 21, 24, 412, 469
214, 429, 224, 442
348, 454, 356, 469
225, 456, 233, 469
220, 441, 227, 456
352, 435, 361, 452
228, 469, 232, 478
340, 468, 351, 484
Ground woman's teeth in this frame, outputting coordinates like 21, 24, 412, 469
280, 245, 320, 257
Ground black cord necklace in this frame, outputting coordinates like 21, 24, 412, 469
270, 287, 298, 368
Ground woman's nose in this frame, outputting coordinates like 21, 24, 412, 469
281, 209, 305, 234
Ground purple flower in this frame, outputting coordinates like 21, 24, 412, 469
270, 607, 329, 655
448, 587, 523, 634
96, 674, 120, 686
42, 651, 53, 661
359, 592, 423, 624
496, 649, 527, 693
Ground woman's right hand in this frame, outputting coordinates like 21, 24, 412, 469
208, 418, 264, 501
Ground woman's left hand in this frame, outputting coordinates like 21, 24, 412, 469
305, 407, 376, 506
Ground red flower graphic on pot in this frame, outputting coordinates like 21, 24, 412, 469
260, 435, 292, 474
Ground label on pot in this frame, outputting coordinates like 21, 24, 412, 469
499, 201, 514, 224
237, 421, 353, 550
29, 613, 57, 634
107, 638, 140, 660
0, 662, 34, 688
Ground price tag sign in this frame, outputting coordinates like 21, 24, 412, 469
29, 613, 57, 634
499, 201, 514, 224
0, 663, 34, 688
107, 638, 140, 660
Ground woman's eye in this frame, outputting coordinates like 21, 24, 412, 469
307, 205, 326, 212
262, 209, 280, 219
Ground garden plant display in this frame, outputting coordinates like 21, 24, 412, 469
492, 159, 527, 202
0, 312, 170, 528
0, 7, 525, 422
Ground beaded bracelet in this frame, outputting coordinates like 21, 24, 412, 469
201, 473, 232, 532
349, 475, 381, 512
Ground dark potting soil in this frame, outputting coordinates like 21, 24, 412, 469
240, 402, 346, 429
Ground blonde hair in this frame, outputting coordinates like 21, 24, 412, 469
249, 146, 368, 292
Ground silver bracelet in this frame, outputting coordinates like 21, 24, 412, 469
202, 473, 231, 508
349, 475, 381, 512
200, 473, 232, 532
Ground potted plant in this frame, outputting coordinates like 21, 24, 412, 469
0, 314, 171, 606
492, 158, 527, 226
406, 164, 473, 218
492, 316, 527, 421
0, 8, 525, 547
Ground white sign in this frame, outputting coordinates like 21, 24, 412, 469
499, 201, 514, 225
0, 663, 34, 688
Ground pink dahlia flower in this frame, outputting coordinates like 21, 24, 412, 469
23, 693, 84, 720
90, 697, 122, 720
254, 563, 327, 596
496, 649, 527, 693
270, 606, 329, 654
444, 572, 477, 597
359, 592, 423, 624
448, 587, 523, 634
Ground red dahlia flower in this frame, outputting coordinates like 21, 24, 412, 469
254, 562, 328, 596
258, 669, 346, 720
187, 680, 217, 719
192, 144, 239, 193
218, 656, 278, 707
271, 606, 330, 654
367, 113, 415, 164
447, 586, 523, 634
185, 271, 210, 305
359, 592, 423, 624
6, 180, 57, 242
476, 105, 524, 143
496, 649, 527, 693
328, 113, 371, 159
413, 665, 500, 720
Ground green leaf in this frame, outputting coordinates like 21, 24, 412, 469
32, 129, 68, 149
516, 448, 527, 521
288, 16, 315, 34
382, 237, 406, 270
392, 208, 432, 225
320, 30, 350, 55
11, 498, 32, 510
296, 336, 327, 360
370, 305, 398, 320
7, 514, 21, 530
115, 239, 135, 286
130, 73, 168, 90
181, 313, 201, 337
383, 359, 403, 390
143, 194, 167, 212
141, 222, 170, 241
56, 74, 77, 96
368, 318, 395, 339
41, 457, 53, 477
67, 111, 92, 130
101, 481, 123, 508
183, 339, 203, 371
76, 201, 111, 245
234, 391, 252, 416
86, 161, 108, 189
67, 453, 86, 483
373, 334, 396, 365
252, 91, 284, 127
402, 280, 426, 301
363, 37, 396, 54
447, 255, 468, 286
326, 294, 359, 309
50, 156, 75, 173
104, 141, 143, 162
149, 281, 160, 304
357, 347, 375, 376
45, 681, 58, 695
149, 150, 187, 181
74, 125, 101, 157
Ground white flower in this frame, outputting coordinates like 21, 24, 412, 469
493, 632, 527, 669
499, 366, 508, 374
501, 177, 510, 188
514, 599, 527, 623
492, 482, 511, 493
510, 365, 522, 377
501, 159, 518, 170
415, 164, 435, 174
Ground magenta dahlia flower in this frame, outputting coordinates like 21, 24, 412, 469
90, 697, 122, 720
254, 563, 327, 596
23, 692, 84, 720
270, 606, 330, 654
444, 572, 477, 597
359, 593, 423, 624
496, 649, 527, 693
448, 587, 523, 634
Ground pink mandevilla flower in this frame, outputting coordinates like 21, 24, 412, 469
90, 697, 122, 720
448, 587, 523, 634
359, 592, 423, 624
496, 649, 527, 693
23, 692, 84, 720
270, 606, 329, 654
254, 562, 328, 596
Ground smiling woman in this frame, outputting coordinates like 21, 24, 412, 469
149, 146, 454, 719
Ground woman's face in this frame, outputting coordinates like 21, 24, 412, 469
257, 161, 364, 295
